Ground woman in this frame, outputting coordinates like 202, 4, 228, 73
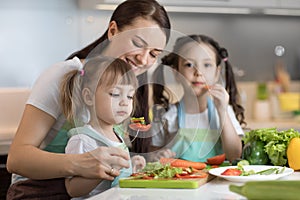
6, 0, 170, 198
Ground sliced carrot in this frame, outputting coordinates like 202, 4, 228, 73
204, 85, 212, 90
175, 172, 208, 179
160, 158, 206, 170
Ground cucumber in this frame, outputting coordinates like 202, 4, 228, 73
229, 180, 300, 200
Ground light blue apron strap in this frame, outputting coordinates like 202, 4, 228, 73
178, 101, 184, 128
207, 97, 218, 130
67, 126, 104, 142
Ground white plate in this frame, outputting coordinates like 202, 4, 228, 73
209, 165, 294, 183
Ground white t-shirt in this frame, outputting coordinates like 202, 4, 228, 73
152, 104, 244, 147
65, 124, 132, 199
27, 57, 83, 149
11, 57, 83, 184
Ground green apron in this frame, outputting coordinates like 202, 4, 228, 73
170, 97, 223, 162
43, 121, 73, 153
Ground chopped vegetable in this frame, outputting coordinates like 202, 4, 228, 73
136, 162, 183, 179
160, 158, 206, 170
175, 171, 207, 179
206, 153, 226, 165
128, 123, 151, 131
130, 117, 146, 124
221, 165, 286, 177
130, 162, 208, 180
221, 168, 242, 176
237, 159, 250, 166
129, 117, 151, 131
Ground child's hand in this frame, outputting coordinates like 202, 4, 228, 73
152, 149, 176, 162
209, 83, 229, 115
131, 155, 146, 173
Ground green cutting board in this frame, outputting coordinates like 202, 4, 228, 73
119, 175, 211, 189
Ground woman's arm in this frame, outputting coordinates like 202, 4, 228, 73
7, 105, 130, 180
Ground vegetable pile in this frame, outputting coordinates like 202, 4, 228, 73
130, 158, 208, 180
242, 128, 300, 166
221, 161, 285, 176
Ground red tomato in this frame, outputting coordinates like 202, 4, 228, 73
129, 123, 151, 131
221, 168, 242, 176
206, 153, 226, 165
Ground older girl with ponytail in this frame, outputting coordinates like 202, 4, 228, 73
150, 35, 246, 162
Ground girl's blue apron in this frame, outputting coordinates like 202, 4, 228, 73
170, 97, 223, 162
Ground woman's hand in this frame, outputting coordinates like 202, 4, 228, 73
74, 146, 130, 181
131, 155, 146, 173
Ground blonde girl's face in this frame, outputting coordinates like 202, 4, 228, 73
107, 18, 167, 76
177, 42, 220, 96
94, 84, 135, 125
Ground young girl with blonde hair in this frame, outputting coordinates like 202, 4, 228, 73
61, 56, 145, 198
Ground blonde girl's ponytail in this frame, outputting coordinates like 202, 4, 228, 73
60, 69, 83, 123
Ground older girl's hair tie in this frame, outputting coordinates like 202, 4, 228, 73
223, 57, 228, 62
79, 69, 85, 76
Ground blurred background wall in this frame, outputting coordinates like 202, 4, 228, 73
0, 0, 300, 87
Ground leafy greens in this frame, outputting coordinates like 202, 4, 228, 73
242, 128, 299, 166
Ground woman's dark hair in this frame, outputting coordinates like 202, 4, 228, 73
66, 0, 170, 60
153, 34, 246, 126
66, 0, 171, 153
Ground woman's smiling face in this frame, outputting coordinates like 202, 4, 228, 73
106, 17, 167, 76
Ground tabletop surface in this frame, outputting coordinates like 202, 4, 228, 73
87, 171, 300, 200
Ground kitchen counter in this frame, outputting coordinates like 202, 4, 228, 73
0, 128, 17, 155
87, 172, 300, 200
0, 88, 30, 155
246, 119, 300, 132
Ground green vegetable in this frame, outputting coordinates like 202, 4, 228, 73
237, 160, 249, 166
242, 128, 300, 166
236, 163, 285, 176
141, 162, 182, 179
242, 140, 269, 165
229, 180, 300, 200
255, 167, 284, 175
